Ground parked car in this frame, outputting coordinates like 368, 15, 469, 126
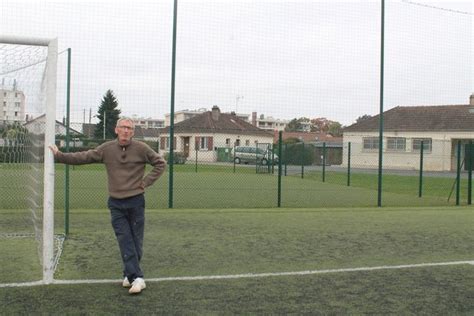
231, 146, 278, 165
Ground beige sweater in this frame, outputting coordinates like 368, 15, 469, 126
55, 139, 166, 199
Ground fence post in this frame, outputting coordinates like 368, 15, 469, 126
322, 142, 326, 182
195, 147, 198, 173
418, 140, 424, 197
284, 143, 287, 176
278, 131, 282, 207
468, 140, 472, 205
168, 0, 178, 209
456, 141, 461, 206
233, 144, 236, 173
347, 142, 351, 186
301, 142, 305, 179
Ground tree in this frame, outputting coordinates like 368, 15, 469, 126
1, 122, 29, 146
310, 117, 343, 136
328, 121, 342, 137
356, 114, 372, 123
285, 117, 310, 132
310, 117, 331, 133
94, 90, 121, 139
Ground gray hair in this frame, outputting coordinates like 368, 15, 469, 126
116, 117, 135, 128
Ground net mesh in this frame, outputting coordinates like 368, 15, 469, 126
0, 43, 48, 282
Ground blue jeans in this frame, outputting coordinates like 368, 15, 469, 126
108, 194, 145, 283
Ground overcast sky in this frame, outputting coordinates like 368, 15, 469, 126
1, 0, 472, 126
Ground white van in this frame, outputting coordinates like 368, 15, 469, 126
231, 146, 278, 165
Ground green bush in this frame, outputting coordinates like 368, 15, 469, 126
283, 143, 315, 165
164, 152, 187, 164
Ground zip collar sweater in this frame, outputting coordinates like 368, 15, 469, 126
55, 139, 166, 199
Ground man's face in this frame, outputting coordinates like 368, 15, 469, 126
115, 120, 134, 144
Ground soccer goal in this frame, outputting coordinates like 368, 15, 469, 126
0, 35, 57, 285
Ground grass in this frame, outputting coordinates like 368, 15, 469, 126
3, 266, 474, 314
0, 163, 464, 210
1, 206, 474, 314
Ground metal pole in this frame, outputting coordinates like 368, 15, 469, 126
168, 0, 178, 208
103, 110, 106, 140
456, 141, 461, 206
347, 142, 351, 186
418, 141, 424, 198
278, 131, 282, 207
233, 143, 236, 173
469, 140, 473, 205
301, 142, 304, 179
65, 48, 71, 235
377, 0, 385, 207
322, 142, 326, 182
43, 38, 58, 284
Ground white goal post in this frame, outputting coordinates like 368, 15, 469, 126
0, 35, 57, 284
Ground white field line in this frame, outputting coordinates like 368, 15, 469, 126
2, 260, 474, 288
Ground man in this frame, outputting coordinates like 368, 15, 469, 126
49, 117, 166, 294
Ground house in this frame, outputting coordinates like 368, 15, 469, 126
343, 94, 474, 171
23, 114, 83, 147
159, 106, 274, 163
165, 108, 249, 126
131, 116, 164, 129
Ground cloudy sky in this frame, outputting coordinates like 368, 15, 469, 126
1, 0, 472, 126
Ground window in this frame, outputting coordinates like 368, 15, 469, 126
15, 102, 20, 108
14, 111, 18, 117
363, 137, 379, 150
412, 138, 432, 152
226, 138, 230, 146
245, 140, 250, 146
3, 101, 6, 107
160, 137, 176, 150
235, 139, 241, 146
387, 137, 406, 151
15, 93, 18, 98
196, 136, 213, 150
200, 137, 208, 150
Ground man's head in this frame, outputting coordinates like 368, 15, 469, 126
115, 117, 135, 145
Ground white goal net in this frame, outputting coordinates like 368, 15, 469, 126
0, 36, 57, 285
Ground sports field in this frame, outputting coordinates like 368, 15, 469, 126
2, 206, 474, 314
2, 163, 464, 211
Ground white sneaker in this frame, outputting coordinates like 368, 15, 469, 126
129, 277, 146, 294
122, 277, 131, 288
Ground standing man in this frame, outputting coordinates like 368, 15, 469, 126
50, 117, 166, 294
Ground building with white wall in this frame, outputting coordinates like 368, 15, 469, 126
0, 88, 25, 123
343, 94, 474, 171
159, 106, 273, 163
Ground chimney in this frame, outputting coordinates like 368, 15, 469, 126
252, 112, 257, 126
211, 105, 220, 121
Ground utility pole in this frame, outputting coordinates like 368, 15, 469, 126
235, 95, 243, 113
103, 110, 106, 140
